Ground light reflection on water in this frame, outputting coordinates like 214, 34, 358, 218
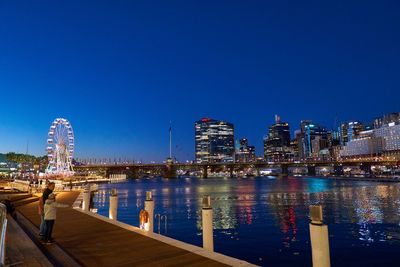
93, 176, 400, 267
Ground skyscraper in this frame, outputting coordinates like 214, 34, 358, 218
195, 118, 235, 163
339, 121, 364, 145
235, 138, 256, 162
300, 121, 328, 159
264, 115, 291, 161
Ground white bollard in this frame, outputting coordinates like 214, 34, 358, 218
144, 191, 154, 232
82, 190, 90, 211
202, 196, 214, 252
309, 205, 331, 267
109, 189, 118, 220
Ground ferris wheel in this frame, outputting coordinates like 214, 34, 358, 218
45, 118, 75, 176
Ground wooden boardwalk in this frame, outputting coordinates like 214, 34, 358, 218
15, 192, 232, 267
6, 215, 53, 267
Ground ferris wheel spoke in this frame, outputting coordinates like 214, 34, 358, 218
60, 123, 66, 139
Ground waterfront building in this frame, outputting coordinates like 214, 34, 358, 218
289, 136, 300, 160
195, 118, 235, 163
263, 115, 291, 161
235, 138, 256, 162
339, 121, 364, 145
311, 136, 328, 158
374, 112, 400, 128
292, 130, 302, 160
299, 121, 328, 159
375, 122, 400, 158
340, 130, 383, 158
330, 145, 342, 160
340, 121, 400, 158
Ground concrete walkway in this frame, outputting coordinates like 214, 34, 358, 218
15, 191, 232, 267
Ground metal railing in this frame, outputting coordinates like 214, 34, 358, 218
155, 214, 168, 234
0, 203, 7, 266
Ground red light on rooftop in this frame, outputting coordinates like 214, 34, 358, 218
201, 118, 211, 122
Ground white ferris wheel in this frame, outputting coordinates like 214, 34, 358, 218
46, 118, 75, 176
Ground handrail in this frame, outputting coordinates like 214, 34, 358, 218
155, 213, 161, 233
0, 203, 8, 267
155, 214, 167, 234
161, 215, 167, 234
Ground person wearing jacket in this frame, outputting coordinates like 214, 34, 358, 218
43, 193, 69, 244
38, 182, 55, 239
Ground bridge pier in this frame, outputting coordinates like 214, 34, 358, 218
129, 167, 139, 179
333, 165, 344, 176
307, 165, 316, 176
229, 166, 234, 178
281, 165, 289, 176
255, 167, 261, 177
202, 165, 208, 178
163, 158, 177, 178
360, 163, 372, 176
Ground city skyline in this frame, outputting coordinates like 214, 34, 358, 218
1, 1, 400, 161
1, 111, 399, 163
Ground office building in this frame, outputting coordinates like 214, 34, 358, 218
195, 118, 235, 163
236, 138, 256, 162
339, 121, 364, 145
340, 122, 400, 158
373, 112, 400, 128
264, 115, 291, 161
340, 130, 383, 158
300, 121, 328, 159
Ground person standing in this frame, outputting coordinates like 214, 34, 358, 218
38, 182, 55, 239
43, 193, 69, 244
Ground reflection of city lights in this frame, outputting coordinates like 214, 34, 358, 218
162, 188, 170, 194
91, 177, 400, 256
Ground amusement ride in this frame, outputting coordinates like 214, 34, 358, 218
45, 118, 75, 176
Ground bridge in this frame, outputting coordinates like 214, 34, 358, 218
74, 160, 400, 178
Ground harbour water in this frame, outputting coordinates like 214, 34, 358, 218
92, 176, 400, 266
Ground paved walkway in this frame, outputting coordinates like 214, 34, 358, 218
16, 191, 229, 267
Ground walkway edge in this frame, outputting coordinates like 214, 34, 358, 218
73, 193, 258, 267
13, 211, 82, 267
6, 215, 53, 267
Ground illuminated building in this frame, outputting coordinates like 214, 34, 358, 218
289, 135, 300, 160
340, 130, 383, 158
236, 138, 256, 162
375, 123, 400, 158
263, 115, 291, 161
339, 121, 364, 145
373, 112, 400, 129
300, 121, 328, 159
311, 136, 328, 158
340, 122, 400, 158
195, 118, 234, 163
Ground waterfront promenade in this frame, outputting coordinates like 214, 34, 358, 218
12, 191, 252, 267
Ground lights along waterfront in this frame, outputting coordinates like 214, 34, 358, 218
93, 176, 400, 267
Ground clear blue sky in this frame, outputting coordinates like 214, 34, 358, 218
0, 1, 399, 162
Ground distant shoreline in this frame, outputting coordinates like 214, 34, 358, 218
286, 175, 400, 183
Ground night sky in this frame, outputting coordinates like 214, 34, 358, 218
0, 1, 399, 162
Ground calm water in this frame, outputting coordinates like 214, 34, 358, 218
92, 176, 400, 266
